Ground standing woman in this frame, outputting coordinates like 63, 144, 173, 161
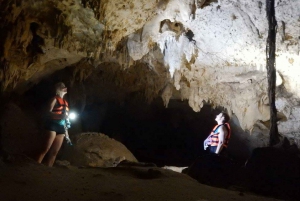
37, 82, 70, 166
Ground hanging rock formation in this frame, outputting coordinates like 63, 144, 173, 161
1, 0, 300, 150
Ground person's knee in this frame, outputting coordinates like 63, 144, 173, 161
40, 140, 53, 154
41, 146, 51, 155
40, 131, 56, 150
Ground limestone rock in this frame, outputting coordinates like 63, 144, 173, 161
0, 103, 40, 155
244, 147, 300, 199
186, 153, 240, 188
55, 160, 71, 167
1, 0, 300, 150
70, 133, 138, 167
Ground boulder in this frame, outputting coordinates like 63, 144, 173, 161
186, 153, 241, 188
70, 133, 138, 167
245, 147, 300, 199
0, 103, 40, 155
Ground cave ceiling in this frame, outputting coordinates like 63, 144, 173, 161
1, 0, 300, 145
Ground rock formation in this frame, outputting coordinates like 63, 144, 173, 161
69, 133, 137, 167
1, 0, 300, 155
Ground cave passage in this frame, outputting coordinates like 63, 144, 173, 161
20, 62, 249, 168
24, 81, 223, 167
79, 99, 223, 167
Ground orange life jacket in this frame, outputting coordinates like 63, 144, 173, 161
51, 95, 69, 119
209, 123, 231, 147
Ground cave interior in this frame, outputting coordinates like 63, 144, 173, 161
1, 0, 300, 200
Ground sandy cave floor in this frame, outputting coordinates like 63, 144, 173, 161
0, 156, 281, 201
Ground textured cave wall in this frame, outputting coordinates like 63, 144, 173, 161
0, 0, 104, 93
1, 0, 300, 152
125, 0, 300, 148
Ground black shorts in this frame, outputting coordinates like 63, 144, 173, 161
209, 146, 217, 154
44, 120, 66, 134
209, 146, 227, 155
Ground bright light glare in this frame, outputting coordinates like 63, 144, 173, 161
69, 112, 77, 120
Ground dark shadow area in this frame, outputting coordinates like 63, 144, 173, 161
244, 147, 300, 200
185, 146, 300, 201
96, 99, 223, 167
185, 30, 195, 42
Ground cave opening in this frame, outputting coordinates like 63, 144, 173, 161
82, 98, 223, 167
22, 66, 228, 167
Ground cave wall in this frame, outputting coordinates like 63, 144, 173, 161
1, 0, 300, 151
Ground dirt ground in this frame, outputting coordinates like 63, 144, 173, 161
0, 156, 280, 201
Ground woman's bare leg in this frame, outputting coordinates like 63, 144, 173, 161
36, 131, 56, 163
44, 134, 65, 167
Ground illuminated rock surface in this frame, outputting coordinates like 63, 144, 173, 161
1, 0, 300, 174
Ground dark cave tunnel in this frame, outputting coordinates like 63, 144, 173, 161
83, 99, 222, 167
20, 66, 239, 167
